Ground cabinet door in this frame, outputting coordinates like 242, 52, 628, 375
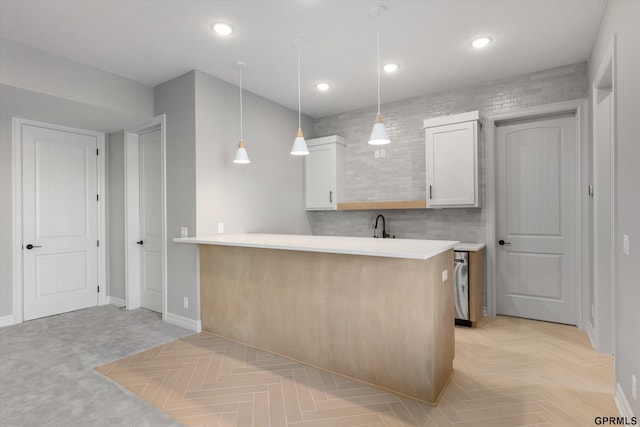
426, 121, 478, 207
305, 144, 336, 210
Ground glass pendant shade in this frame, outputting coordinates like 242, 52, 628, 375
369, 114, 390, 145
233, 140, 250, 164
290, 128, 309, 155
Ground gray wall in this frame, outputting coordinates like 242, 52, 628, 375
0, 113, 12, 317
194, 70, 313, 235
0, 38, 153, 123
154, 71, 199, 320
308, 62, 588, 241
154, 70, 313, 321
589, 0, 640, 415
107, 131, 125, 301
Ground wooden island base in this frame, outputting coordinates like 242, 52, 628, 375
199, 244, 454, 405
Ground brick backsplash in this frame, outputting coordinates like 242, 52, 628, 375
308, 62, 587, 242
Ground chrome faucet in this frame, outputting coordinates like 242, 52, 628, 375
373, 214, 388, 238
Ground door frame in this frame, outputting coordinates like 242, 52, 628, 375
11, 117, 107, 324
124, 115, 167, 319
591, 36, 616, 354
484, 99, 589, 330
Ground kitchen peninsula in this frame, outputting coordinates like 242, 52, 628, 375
175, 234, 458, 404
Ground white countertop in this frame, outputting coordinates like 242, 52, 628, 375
454, 243, 486, 252
174, 234, 459, 260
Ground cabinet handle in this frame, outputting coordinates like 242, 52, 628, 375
429, 185, 433, 199
329, 191, 333, 203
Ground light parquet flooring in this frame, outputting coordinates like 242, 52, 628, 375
97, 316, 618, 426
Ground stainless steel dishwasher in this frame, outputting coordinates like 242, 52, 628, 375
454, 251, 471, 327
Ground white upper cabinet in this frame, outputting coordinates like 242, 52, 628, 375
304, 135, 345, 210
424, 111, 480, 208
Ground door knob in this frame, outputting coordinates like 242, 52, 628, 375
136, 240, 144, 245
25, 244, 42, 250
498, 240, 511, 246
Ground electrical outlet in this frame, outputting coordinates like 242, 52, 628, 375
633, 375, 637, 400
374, 150, 380, 158
380, 148, 386, 158
623, 234, 630, 256
217, 222, 224, 234
183, 297, 188, 309
180, 227, 188, 238
442, 269, 448, 282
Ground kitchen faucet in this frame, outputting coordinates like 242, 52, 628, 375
373, 214, 389, 238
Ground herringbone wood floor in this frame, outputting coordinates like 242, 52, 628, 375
97, 316, 617, 426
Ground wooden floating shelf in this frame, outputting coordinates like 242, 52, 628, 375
337, 200, 427, 211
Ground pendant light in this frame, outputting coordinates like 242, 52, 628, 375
290, 38, 309, 156
233, 61, 250, 164
368, 5, 390, 145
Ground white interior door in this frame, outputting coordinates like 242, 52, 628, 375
496, 115, 578, 325
138, 129, 162, 312
22, 124, 99, 321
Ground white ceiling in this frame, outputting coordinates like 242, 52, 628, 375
0, 0, 606, 118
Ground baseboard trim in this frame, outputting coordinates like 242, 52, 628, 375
586, 321, 597, 350
615, 382, 636, 420
165, 311, 201, 332
0, 314, 16, 328
109, 296, 126, 307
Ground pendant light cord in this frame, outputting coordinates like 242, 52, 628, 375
239, 67, 243, 141
298, 46, 302, 129
376, 19, 381, 115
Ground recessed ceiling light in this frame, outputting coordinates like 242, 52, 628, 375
471, 37, 492, 49
383, 63, 399, 73
316, 82, 330, 91
211, 22, 234, 36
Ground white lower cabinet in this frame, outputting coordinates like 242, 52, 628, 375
424, 111, 480, 208
304, 135, 345, 210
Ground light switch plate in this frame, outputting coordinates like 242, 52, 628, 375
180, 227, 188, 238
374, 150, 380, 159
218, 222, 224, 234
623, 234, 630, 255
380, 148, 385, 158
442, 269, 448, 282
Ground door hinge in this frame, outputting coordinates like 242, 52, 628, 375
96, 148, 99, 156
97, 285, 100, 293
97, 240, 100, 247
96, 194, 99, 202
